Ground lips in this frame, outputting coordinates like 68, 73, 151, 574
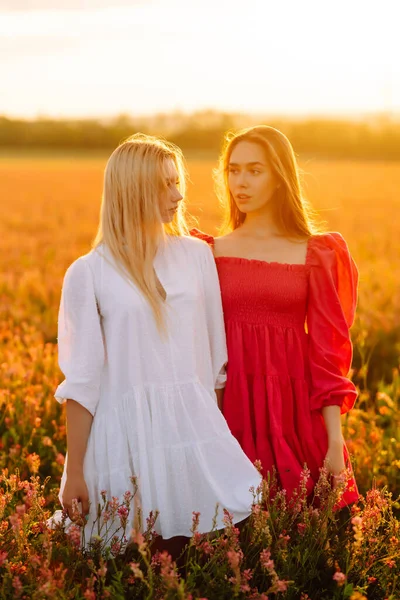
236, 194, 251, 202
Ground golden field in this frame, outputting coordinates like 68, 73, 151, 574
1, 156, 399, 343
0, 156, 399, 497
0, 156, 400, 599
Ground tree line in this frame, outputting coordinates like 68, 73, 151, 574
1, 111, 399, 159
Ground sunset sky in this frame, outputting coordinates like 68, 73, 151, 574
1, 0, 399, 119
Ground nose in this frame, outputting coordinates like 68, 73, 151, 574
237, 172, 248, 188
174, 188, 183, 202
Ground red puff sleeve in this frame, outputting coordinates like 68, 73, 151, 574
307, 232, 358, 415
189, 228, 215, 247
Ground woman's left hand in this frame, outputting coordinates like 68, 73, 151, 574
324, 439, 346, 486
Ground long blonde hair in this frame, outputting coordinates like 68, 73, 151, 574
94, 133, 188, 329
215, 125, 321, 237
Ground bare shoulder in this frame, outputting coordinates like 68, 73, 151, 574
214, 231, 242, 256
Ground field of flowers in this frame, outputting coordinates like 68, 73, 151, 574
0, 155, 399, 599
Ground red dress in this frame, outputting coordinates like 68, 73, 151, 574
191, 229, 359, 506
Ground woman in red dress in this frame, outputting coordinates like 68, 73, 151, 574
192, 125, 358, 506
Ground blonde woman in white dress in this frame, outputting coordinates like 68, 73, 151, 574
54, 134, 260, 555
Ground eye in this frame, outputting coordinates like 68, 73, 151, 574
251, 170, 260, 175
228, 169, 239, 175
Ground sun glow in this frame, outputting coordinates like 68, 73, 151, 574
0, 0, 399, 118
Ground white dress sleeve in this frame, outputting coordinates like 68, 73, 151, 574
199, 244, 228, 389
55, 257, 105, 416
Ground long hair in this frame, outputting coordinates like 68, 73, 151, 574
215, 125, 321, 237
94, 133, 188, 330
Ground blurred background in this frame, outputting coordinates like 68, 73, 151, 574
0, 0, 399, 498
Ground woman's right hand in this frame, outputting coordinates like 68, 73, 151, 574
62, 472, 90, 523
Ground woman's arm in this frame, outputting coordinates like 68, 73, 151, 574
55, 257, 105, 520
322, 405, 345, 478
62, 400, 93, 520
306, 234, 359, 482
215, 388, 224, 411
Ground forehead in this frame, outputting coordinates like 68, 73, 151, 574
163, 157, 178, 179
229, 141, 267, 164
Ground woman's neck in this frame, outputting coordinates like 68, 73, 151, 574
239, 208, 280, 239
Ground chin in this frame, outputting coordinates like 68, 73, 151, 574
235, 204, 255, 214
235, 201, 270, 215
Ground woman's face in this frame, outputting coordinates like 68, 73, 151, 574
228, 141, 279, 215
160, 158, 183, 223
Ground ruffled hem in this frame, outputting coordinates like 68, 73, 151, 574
223, 371, 358, 504
57, 380, 261, 543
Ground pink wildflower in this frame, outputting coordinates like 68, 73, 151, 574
227, 549, 242, 570
124, 490, 133, 504
223, 508, 234, 526
109, 496, 120, 514
254, 459, 263, 473
300, 466, 311, 487
97, 563, 107, 578
9, 513, 21, 534
71, 498, 82, 521
240, 568, 252, 592
0, 551, 7, 566
56, 453, 65, 465
260, 549, 274, 571
159, 551, 179, 589
191, 511, 201, 533
200, 540, 214, 555
131, 529, 146, 550
385, 559, 395, 568
16, 504, 26, 516
12, 576, 23, 598
146, 510, 158, 532
333, 571, 347, 586
297, 522, 307, 536
110, 537, 122, 556
117, 505, 129, 527
130, 562, 144, 579
151, 551, 162, 566
276, 579, 289, 592
67, 524, 82, 548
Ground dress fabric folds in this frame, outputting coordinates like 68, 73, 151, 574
53, 235, 261, 542
191, 229, 359, 506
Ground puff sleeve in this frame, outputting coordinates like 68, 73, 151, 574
307, 233, 358, 414
55, 257, 105, 416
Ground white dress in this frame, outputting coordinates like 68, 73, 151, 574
55, 235, 261, 541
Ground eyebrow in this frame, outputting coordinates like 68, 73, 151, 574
228, 161, 266, 167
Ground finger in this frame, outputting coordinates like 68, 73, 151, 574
81, 496, 90, 518
63, 501, 81, 522
62, 501, 72, 517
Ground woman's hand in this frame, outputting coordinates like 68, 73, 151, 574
62, 472, 90, 523
321, 405, 347, 487
324, 439, 346, 487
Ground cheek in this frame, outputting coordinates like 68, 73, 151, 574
258, 175, 275, 196
160, 189, 169, 207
